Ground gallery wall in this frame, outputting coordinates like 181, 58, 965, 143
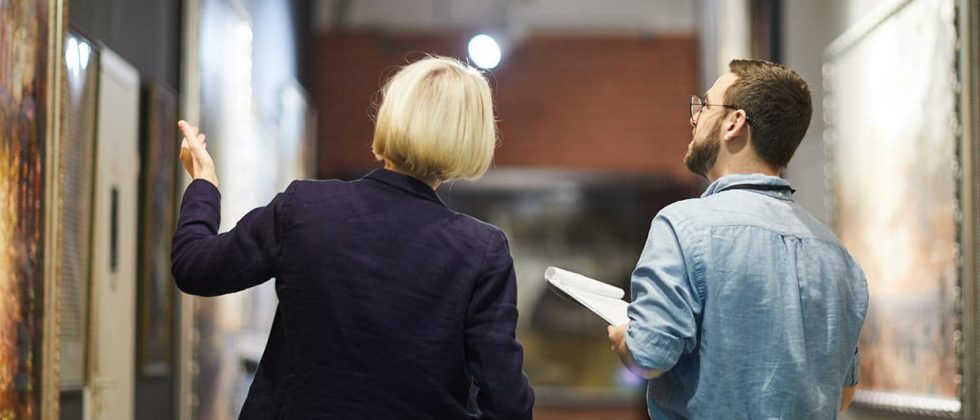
69, 0, 181, 89
314, 32, 701, 183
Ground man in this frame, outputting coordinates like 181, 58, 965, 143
607, 59, 868, 419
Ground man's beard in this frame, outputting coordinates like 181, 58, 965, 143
684, 119, 722, 178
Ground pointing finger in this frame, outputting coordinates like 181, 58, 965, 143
179, 121, 198, 142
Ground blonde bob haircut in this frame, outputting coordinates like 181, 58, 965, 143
372, 55, 497, 182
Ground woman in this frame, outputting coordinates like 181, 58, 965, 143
172, 56, 534, 419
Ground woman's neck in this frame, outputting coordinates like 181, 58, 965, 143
383, 160, 441, 190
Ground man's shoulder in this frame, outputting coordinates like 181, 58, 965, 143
660, 197, 705, 214
657, 194, 840, 242
656, 196, 723, 227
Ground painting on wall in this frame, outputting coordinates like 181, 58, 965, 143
59, 31, 99, 389
0, 0, 50, 417
825, 0, 961, 414
138, 82, 179, 377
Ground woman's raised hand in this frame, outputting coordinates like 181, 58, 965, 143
178, 120, 219, 187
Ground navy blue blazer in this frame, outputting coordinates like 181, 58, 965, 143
172, 169, 534, 419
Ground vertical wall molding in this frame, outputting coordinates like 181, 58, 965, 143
177, 0, 201, 418
961, 0, 980, 418
42, 0, 67, 417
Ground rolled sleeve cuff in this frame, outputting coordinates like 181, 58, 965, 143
626, 322, 683, 373
844, 347, 861, 386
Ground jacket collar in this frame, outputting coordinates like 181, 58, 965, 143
363, 169, 446, 207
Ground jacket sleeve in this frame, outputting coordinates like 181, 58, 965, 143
465, 229, 535, 419
171, 179, 294, 297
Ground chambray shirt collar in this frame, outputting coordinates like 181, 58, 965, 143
364, 169, 447, 207
701, 173, 794, 200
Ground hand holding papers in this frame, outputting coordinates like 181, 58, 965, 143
544, 266, 629, 326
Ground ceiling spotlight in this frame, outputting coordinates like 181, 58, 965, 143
468, 34, 501, 69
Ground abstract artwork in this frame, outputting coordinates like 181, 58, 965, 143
139, 82, 179, 377
0, 0, 49, 417
825, 0, 960, 413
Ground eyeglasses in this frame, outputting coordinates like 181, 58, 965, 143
689, 94, 749, 125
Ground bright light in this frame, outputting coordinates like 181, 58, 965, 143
468, 34, 501, 69
78, 41, 91, 70
65, 36, 79, 73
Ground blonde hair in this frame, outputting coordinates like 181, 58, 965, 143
372, 56, 497, 182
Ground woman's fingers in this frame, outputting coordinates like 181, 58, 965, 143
177, 119, 218, 187
178, 120, 196, 141
178, 120, 207, 149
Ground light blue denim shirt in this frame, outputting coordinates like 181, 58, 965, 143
626, 173, 868, 420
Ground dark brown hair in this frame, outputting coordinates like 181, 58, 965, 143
725, 59, 812, 168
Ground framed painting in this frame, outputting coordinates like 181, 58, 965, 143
0, 0, 64, 417
824, 0, 963, 415
959, 1, 980, 418
137, 82, 179, 377
59, 29, 99, 389
90, 46, 141, 419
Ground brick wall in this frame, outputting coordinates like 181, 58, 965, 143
315, 31, 700, 182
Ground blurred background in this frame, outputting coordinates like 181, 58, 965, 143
1, 0, 978, 419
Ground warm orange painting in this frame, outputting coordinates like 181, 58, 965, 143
827, 0, 958, 406
0, 0, 48, 418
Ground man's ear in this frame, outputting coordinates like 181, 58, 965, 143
723, 110, 749, 142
